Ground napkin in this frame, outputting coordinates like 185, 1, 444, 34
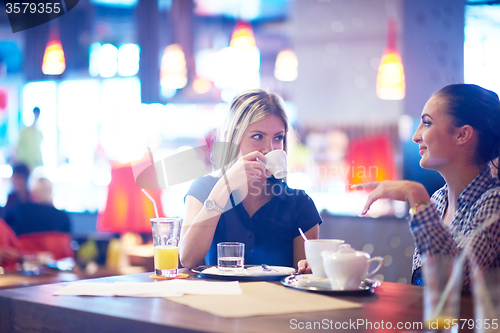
54, 280, 242, 297
166, 281, 363, 318
54, 282, 117, 297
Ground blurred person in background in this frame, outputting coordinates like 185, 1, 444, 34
5, 177, 71, 237
4, 177, 73, 259
30, 177, 54, 205
16, 106, 43, 171
3, 163, 31, 220
180, 90, 321, 269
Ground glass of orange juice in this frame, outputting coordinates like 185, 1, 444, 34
151, 217, 182, 277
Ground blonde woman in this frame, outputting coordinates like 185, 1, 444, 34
180, 90, 321, 269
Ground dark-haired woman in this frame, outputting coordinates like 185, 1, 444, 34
356, 84, 500, 289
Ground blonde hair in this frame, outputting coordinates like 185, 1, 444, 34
215, 90, 289, 171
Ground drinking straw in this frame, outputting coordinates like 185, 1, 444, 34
298, 228, 308, 242
141, 189, 159, 220
431, 214, 498, 319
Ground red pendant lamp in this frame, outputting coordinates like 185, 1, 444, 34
42, 30, 66, 75
97, 161, 165, 234
376, 19, 405, 100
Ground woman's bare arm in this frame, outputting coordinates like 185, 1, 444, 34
179, 152, 266, 268
179, 180, 231, 268
293, 224, 319, 269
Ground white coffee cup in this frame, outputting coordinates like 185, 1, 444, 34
304, 239, 345, 278
262, 150, 287, 179
321, 246, 384, 290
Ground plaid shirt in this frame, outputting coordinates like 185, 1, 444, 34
410, 167, 500, 289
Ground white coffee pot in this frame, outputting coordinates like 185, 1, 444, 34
321, 244, 384, 290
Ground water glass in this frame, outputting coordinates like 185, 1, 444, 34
472, 268, 500, 333
422, 254, 462, 333
217, 242, 244, 274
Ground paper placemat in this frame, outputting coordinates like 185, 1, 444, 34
54, 280, 242, 298
165, 281, 363, 318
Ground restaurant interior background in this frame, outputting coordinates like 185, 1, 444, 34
0, 0, 499, 283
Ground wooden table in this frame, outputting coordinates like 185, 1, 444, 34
0, 266, 146, 290
0, 270, 475, 333
0, 272, 81, 290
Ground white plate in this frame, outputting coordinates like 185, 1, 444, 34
201, 266, 296, 276
191, 265, 296, 281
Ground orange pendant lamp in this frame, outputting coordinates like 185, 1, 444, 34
42, 31, 66, 75
274, 49, 298, 82
230, 21, 256, 50
160, 43, 187, 90
376, 19, 405, 100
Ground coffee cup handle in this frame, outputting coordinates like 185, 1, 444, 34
365, 256, 384, 278
337, 244, 354, 253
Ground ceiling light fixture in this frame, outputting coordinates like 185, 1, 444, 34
376, 19, 405, 100
42, 31, 66, 75
274, 49, 298, 82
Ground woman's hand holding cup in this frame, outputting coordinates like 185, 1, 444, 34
223, 151, 267, 191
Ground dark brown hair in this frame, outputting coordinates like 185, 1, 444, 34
434, 84, 500, 172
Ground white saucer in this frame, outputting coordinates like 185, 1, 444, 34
293, 274, 332, 288
281, 275, 380, 294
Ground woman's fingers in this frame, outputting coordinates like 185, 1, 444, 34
352, 182, 383, 215
357, 181, 430, 215
229, 154, 265, 179
228, 151, 271, 184
246, 161, 265, 178
244, 157, 266, 178
297, 259, 308, 274
351, 182, 380, 190
244, 151, 266, 163
297, 260, 313, 274
361, 195, 377, 215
